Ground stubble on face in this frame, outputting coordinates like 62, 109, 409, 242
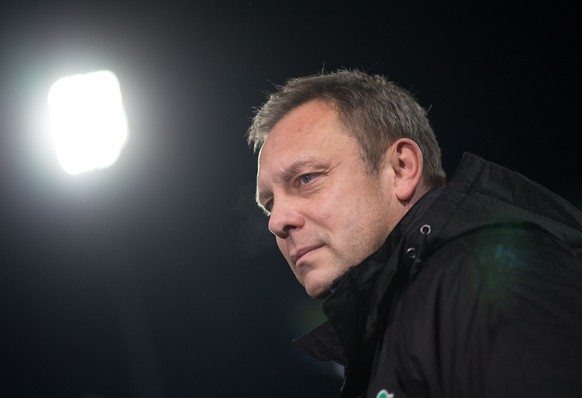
257, 100, 399, 299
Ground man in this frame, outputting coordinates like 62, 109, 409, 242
247, 70, 582, 398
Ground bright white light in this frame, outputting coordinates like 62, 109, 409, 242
48, 70, 128, 175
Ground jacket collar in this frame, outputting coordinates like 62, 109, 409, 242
295, 152, 582, 366
293, 184, 443, 366
293, 152, 582, 395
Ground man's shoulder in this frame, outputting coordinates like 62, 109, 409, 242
408, 223, 582, 321
420, 223, 576, 283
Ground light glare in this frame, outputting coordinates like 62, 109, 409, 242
48, 70, 128, 175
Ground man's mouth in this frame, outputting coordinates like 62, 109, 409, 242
291, 245, 323, 265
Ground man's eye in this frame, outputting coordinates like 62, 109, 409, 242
299, 174, 316, 184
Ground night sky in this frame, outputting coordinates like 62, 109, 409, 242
0, 2, 580, 397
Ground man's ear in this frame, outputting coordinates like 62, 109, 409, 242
385, 138, 423, 203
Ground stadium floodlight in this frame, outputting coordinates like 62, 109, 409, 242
47, 70, 128, 175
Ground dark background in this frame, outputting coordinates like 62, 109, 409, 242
0, 1, 580, 397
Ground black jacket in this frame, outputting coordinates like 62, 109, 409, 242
295, 153, 582, 398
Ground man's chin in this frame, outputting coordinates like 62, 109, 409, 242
304, 280, 332, 300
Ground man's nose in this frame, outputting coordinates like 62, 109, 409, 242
268, 199, 304, 238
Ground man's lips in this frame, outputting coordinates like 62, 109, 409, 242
290, 245, 323, 265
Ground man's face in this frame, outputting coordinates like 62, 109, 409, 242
257, 100, 401, 298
